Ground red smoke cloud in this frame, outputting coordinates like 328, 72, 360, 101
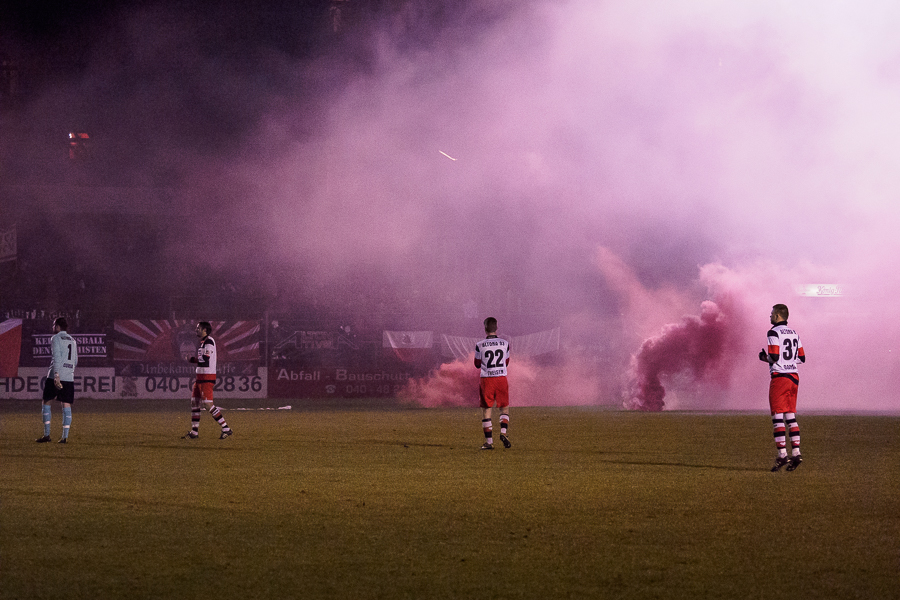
625, 296, 744, 411
399, 357, 481, 408
399, 352, 604, 408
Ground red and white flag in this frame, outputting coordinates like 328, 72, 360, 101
0, 319, 23, 378
383, 331, 433, 362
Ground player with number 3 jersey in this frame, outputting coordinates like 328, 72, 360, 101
766, 325, 804, 378
759, 304, 806, 472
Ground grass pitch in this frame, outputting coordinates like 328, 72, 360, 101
1, 403, 898, 600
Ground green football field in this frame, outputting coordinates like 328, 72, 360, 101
1, 402, 897, 600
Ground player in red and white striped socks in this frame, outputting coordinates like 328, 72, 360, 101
182, 322, 233, 440
759, 304, 805, 472
475, 317, 511, 450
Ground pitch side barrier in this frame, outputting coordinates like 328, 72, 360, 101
0, 367, 268, 400
0, 317, 560, 400
0, 317, 434, 400
0, 367, 426, 401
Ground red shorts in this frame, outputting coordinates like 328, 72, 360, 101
769, 374, 798, 415
192, 379, 215, 401
479, 376, 509, 409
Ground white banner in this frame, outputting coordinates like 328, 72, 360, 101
795, 284, 846, 297
512, 328, 561, 356
0, 367, 267, 400
441, 335, 481, 360
441, 328, 561, 361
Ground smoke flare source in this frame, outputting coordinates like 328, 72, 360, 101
626, 299, 737, 411
398, 357, 481, 408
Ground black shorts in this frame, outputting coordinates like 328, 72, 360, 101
43, 380, 76, 404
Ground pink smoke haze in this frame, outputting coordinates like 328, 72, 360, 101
8, 1, 900, 411
258, 1, 900, 411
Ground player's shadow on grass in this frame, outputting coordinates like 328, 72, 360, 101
15, 488, 213, 510
10, 451, 104, 461
597, 458, 760, 472
370, 440, 452, 448
529, 446, 762, 472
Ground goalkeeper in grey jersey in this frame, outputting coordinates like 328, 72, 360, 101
36, 317, 78, 444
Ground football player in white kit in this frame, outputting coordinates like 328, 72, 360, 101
36, 317, 78, 443
474, 317, 511, 450
182, 321, 233, 440
758, 304, 805, 471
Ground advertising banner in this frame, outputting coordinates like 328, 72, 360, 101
268, 365, 414, 398
20, 319, 110, 368
268, 323, 355, 366
113, 319, 260, 377
0, 367, 267, 400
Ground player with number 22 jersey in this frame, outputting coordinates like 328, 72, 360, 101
474, 317, 511, 450
475, 337, 509, 379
